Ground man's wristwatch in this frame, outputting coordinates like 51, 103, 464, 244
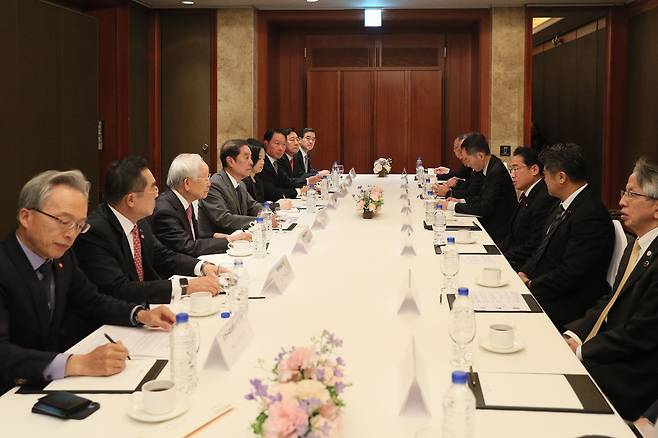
132, 305, 146, 325
201, 261, 214, 275
179, 277, 189, 295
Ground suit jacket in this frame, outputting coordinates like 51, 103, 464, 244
198, 169, 263, 235
243, 176, 266, 204
521, 186, 614, 330
0, 233, 135, 393
450, 168, 484, 199
454, 155, 517, 245
565, 234, 658, 420
278, 154, 307, 186
73, 204, 198, 305
257, 155, 300, 202
436, 164, 471, 182
500, 179, 559, 271
296, 150, 318, 176
151, 189, 228, 257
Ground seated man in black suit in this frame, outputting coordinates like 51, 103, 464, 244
519, 143, 614, 331
198, 139, 266, 235
298, 128, 321, 177
278, 128, 307, 185
437, 132, 517, 245
258, 129, 323, 202
433, 133, 483, 199
563, 157, 658, 420
434, 133, 471, 182
152, 153, 250, 257
0, 169, 175, 393
500, 146, 558, 270
74, 156, 222, 305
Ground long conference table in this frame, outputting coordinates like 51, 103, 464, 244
0, 174, 636, 438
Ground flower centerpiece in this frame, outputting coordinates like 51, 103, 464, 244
246, 330, 349, 438
353, 185, 384, 219
373, 157, 392, 177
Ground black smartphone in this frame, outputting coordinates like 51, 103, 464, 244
32, 392, 100, 420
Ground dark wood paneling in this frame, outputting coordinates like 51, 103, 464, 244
625, 5, 658, 174
278, 32, 305, 130
409, 70, 443, 173
342, 71, 374, 173
374, 70, 408, 169
160, 12, 212, 176
628, 0, 658, 17
130, 5, 149, 159
148, 12, 161, 185
306, 70, 341, 170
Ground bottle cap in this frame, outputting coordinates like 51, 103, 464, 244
264, 201, 271, 207
451, 371, 468, 384
220, 312, 231, 319
233, 259, 244, 267
458, 287, 469, 296
176, 313, 189, 323
435, 204, 443, 210
256, 217, 264, 223
447, 236, 455, 244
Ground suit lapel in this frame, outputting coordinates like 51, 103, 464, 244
6, 234, 51, 341
617, 237, 658, 295
219, 171, 241, 214
168, 190, 194, 237
49, 257, 68, 346
104, 204, 140, 281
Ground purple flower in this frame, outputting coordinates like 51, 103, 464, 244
245, 393, 255, 400
315, 368, 326, 382
334, 381, 345, 394
321, 421, 331, 435
334, 369, 343, 378
336, 357, 345, 366
250, 378, 268, 397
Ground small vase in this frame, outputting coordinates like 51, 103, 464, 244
378, 171, 388, 177
362, 210, 374, 219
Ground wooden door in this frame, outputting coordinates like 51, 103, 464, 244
306, 70, 341, 171
342, 71, 374, 173
409, 70, 443, 171
374, 70, 408, 173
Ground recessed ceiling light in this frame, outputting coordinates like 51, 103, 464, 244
364, 9, 382, 27
182, 1, 194, 4
307, 0, 319, 2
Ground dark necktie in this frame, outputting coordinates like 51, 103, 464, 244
290, 158, 294, 173
518, 193, 527, 205
185, 204, 195, 240
530, 204, 566, 267
545, 204, 566, 235
235, 186, 244, 214
37, 260, 55, 318
132, 225, 144, 281
304, 155, 309, 173
273, 160, 279, 175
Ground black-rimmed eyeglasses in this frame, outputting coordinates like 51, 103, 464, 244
31, 208, 90, 234
620, 189, 657, 201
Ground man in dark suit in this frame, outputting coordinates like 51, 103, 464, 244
433, 134, 484, 200
563, 157, 658, 420
298, 128, 321, 177
500, 146, 558, 270
278, 128, 306, 184
258, 129, 323, 202
198, 139, 265, 235
437, 132, 517, 245
74, 157, 222, 306
434, 133, 472, 184
0, 169, 175, 393
519, 143, 614, 331
152, 153, 251, 257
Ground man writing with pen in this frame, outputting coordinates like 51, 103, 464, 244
0, 169, 176, 394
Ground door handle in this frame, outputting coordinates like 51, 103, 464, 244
201, 144, 209, 153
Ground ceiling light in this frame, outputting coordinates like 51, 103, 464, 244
364, 9, 382, 27
307, 0, 319, 2
182, 1, 194, 4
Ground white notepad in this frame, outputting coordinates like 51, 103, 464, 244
44, 359, 159, 392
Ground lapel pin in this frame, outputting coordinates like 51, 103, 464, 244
57, 262, 63, 269
647, 250, 652, 257
644, 260, 650, 268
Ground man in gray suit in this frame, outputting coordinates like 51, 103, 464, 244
198, 139, 265, 235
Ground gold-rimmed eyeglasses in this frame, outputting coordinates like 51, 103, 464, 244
620, 189, 657, 201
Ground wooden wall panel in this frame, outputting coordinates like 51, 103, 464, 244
342, 71, 374, 173
374, 70, 408, 170
278, 32, 305, 130
306, 70, 341, 171
409, 70, 443, 173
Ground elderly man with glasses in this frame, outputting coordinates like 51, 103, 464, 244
0, 169, 177, 394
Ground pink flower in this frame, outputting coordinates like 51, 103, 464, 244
370, 192, 379, 202
356, 200, 364, 211
263, 399, 308, 438
368, 203, 376, 212
318, 401, 339, 420
311, 415, 342, 438
277, 347, 316, 382
373, 163, 383, 173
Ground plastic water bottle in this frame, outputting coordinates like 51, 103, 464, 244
449, 287, 476, 370
433, 204, 446, 245
261, 202, 273, 241
253, 217, 267, 258
415, 157, 423, 181
170, 313, 197, 394
442, 371, 476, 438
321, 177, 329, 201
424, 176, 432, 194
425, 193, 435, 223
230, 259, 249, 312
306, 184, 317, 213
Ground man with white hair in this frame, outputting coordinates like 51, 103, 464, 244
564, 157, 658, 420
0, 169, 176, 394
152, 153, 250, 256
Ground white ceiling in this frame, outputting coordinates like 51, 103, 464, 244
138, 0, 628, 10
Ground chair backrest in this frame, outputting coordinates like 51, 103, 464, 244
607, 220, 628, 287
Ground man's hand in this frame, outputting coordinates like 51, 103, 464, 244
307, 175, 322, 185
518, 272, 529, 284
201, 263, 219, 278
136, 306, 176, 331
435, 166, 450, 175
213, 232, 229, 239
564, 336, 579, 354
446, 176, 459, 188
188, 276, 220, 295
227, 231, 252, 243
318, 170, 330, 177
432, 183, 450, 197
66, 343, 128, 377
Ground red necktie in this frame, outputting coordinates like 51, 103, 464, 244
290, 158, 294, 173
131, 225, 144, 281
186, 204, 195, 240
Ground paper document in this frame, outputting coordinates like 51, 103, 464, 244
69, 325, 170, 358
470, 290, 530, 311
456, 244, 487, 254
478, 372, 584, 410
44, 359, 158, 392
446, 217, 474, 227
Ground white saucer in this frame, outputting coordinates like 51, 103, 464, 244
227, 248, 253, 257
188, 300, 223, 317
479, 338, 524, 354
476, 277, 509, 288
128, 394, 190, 423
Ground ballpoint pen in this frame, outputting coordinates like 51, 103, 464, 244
104, 333, 131, 360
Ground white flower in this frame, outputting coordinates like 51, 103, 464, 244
295, 379, 331, 404
373, 163, 383, 173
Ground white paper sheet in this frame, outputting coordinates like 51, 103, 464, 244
478, 372, 584, 410
69, 325, 170, 358
455, 244, 487, 254
470, 290, 530, 311
44, 359, 159, 392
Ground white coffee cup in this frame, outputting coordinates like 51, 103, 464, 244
456, 230, 472, 243
134, 380, 176, 415
189, 291, 212, 314
481, 267, 502, 285
228, 240, 252, 255
488, 323, 515, 350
